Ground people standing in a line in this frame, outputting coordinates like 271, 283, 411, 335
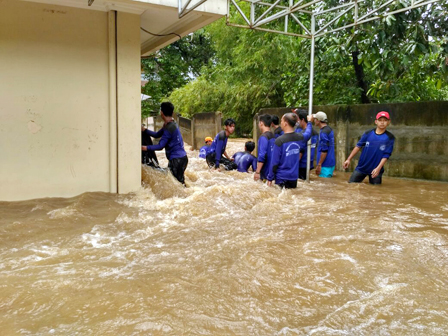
314, 111, 336, 178
254, 114, 275, 181
233, 141, 257, 173
206, 118, 237, 171
343, 111, 395, 184
199, 137, 213, 159
295, 110, 318, 180
271, 115, 283, 138
141, 102, 188, 185
267, 113, 313, 188
141, 124, 160, 168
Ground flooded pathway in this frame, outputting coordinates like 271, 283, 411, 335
1, 140, 448, 335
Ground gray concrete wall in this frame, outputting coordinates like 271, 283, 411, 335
257, 101, 448, 182
171, 112, 222, 150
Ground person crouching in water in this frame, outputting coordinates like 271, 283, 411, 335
141, 102, 188, 185
343, 111, 395, 184
206, 118, 237, 171
199, 137, 213, 159
233, 141, 257, 173
267, 113, 313, 188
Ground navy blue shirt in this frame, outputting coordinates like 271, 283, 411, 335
273, 126, 284, 138
268, 123, 312, 183
296, 127, 318, 169
235, 152, 257, 173
316, 125, 336, 167
146, 121, 187, 160
232, 151, 245, 164
209, 130, 228, 168
355, 129, 395, 174
257, 131, 275, 180
199, 145, 212, 159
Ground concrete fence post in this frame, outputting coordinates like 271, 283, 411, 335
191, 116, 196, 150
215, 112, 222, 135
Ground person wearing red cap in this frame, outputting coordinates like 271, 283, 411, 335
343, 111, 395, 184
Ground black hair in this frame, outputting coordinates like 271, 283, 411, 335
271, 115, 280, 126
297, 109, 308, 121
259, 114, 272, 127
224, 118, 236, 127
283, 113, 298, 127
161, 102, 174, 117
245, 141, 255, 153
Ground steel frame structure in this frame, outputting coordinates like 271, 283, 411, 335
179, 0, 444, 181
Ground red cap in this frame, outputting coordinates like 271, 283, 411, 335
376, 111, 390, 120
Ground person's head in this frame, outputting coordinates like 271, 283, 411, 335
141, 124, 146, 131
258, 114, 272, 129
271, 115, 280, 127
244, 141, 255, 153
281, 113, 298, 131
160, 102, 174, 118
312, 111, 328, 127
296, 109, 308, 128
205, 136, 213, 146
375, 111, 391, 130
224, 118, 236, 135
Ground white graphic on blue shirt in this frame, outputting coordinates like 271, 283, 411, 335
285, 143, 301, 157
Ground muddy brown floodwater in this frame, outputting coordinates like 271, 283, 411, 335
1, 139, 448, 335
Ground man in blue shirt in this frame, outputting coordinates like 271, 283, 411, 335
295, 110, 318, 180
343, 111, 395, 184
314, 111, 336, 178
267, 113, 313, 188
199, 137, 213, 159
233, 141, 257, 173
141, 102, 188, 185
254, 114, 274, 181
206, 118, 237, 171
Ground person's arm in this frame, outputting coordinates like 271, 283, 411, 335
144, 130, 169, 151
223, 150, 233, 161
144, 128, 164, 138
343, 147, 361, 169
214, 138, 223, 169
251, 157, 257, 172
254, 137, 267, 181
371, 158, 388, 178
372, 137, 394, 177
343, 131, 368, 169
267, 143, 281, 186
301, 122, 313, 142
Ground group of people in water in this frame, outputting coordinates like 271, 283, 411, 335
142, 102, 395, 188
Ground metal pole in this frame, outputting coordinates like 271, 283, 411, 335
306, 14, 315, 183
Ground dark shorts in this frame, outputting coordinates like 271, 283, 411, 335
277, 180, 298, 189
298, 167, 314, 180
168, 156, 188, 185
349, 169, 383, 185
206, 152, 237, 171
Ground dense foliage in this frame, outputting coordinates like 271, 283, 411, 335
142, 3, 448, 134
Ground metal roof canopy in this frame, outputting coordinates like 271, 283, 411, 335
179, 0, 444, 181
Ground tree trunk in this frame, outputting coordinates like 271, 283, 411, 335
352, 50, 371, 104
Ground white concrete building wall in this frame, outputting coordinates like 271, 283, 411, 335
0, 0, 141, 201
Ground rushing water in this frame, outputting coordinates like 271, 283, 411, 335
1, 139, 448, 335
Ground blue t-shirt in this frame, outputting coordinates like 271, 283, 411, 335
257, 131, 275, 180
316, 125, 336, 167
232, 151, 245, 164
273, 127, 284, 138
199, 145, 212, 159
146, 121, 186, 160
235, 152, 257, 173
355, 129, 395, 174
296, 127, 318, 169
268, 123, 312, 184
209, 131, 228, 168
